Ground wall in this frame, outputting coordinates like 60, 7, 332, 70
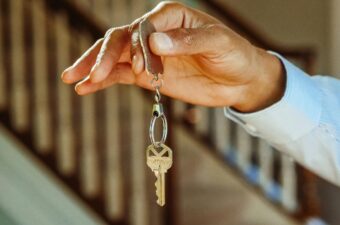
330, 0, 340, 77
215, 0, 330, 74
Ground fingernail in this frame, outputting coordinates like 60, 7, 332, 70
75, 83, 82, 95
132, 53, 144, 74
61, 70, 72, 83
152, 32, 173, 50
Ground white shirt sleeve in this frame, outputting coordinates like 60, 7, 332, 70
224, 52, 340, 186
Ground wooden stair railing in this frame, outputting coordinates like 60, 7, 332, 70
0, 0, 319, 224
0, 0, 174, 225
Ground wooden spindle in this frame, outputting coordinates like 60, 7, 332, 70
195, 107, 210, 135
105, 86, 124, 220
76, 0, 92, 13
9, 0, 29, 132
130, 87, 149, 225
103, 0, 130, 221
32, 0, 52, 152
128, 1, 149, 224
281, 154, 298, 212
0, 4, 5, 111
258, 140, 274, 192
92, 0, 109, 25
55, 13, 76, 175
130, 0, 147, 20
213, 108, 231, 155
79, 36, 100, 198
173, 100, 186, 119
111, 0, 129, 26
236, 125, 252, 174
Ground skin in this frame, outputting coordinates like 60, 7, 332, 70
61, 1, 285, 113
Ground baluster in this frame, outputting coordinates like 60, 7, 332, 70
104, 0, 129, 220
213, 108, 231, 155
281, 154, 298, 212
258, 140, 274, 193
32, 0, 52, 152
271, 149, 283, 202
130, 87, 149, 225
130, 0, 147, 19
55, 13, 76, 175
173, 100, 186, 119
9, 0, 28, 132
0, 3, 5, 111
76, 0, 92, 12
79, 35, 100, 198
195, 107, 210, 135
92, 0, 109, 25
128, 1, 148, 224
236, 125, 252, 175
105, 86, 124, 220
111, 0, 129, 26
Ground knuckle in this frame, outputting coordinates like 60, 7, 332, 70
104, 28, 114, 38
210, 24, 230, 45
104, 26, 128, 39
176, 29, 197, 48
183, 30, 195, 46
156, 1, 182, 10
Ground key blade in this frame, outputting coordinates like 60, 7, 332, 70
139, 19, 164, 76
156, 173, 165, 206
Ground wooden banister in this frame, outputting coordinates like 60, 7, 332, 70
0, 0, 319, 224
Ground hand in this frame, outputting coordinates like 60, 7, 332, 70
61, 1, 285, 112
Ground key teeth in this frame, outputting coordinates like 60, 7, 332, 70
155, 179, 165, 206
155, 180, 161, 203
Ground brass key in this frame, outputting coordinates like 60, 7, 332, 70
146, 143, 173, 206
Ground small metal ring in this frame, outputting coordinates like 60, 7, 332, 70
149, 113, 168, 146
154, 88, 161, 102
151, 77, 163, 89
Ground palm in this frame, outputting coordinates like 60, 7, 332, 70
135, 53, 250, 107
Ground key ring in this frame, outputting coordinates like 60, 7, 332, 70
149, 105, 168, 146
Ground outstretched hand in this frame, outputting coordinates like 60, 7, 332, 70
61, 1, 284, 112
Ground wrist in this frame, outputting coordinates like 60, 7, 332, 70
233, 48, 286, 112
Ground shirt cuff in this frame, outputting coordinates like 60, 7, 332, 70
224, 52, 322, 145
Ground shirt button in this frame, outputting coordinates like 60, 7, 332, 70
245, 123, 257, 133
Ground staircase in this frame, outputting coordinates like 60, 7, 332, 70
0, 0, 320, 224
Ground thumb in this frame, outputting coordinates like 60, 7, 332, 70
149, 25, 227, 56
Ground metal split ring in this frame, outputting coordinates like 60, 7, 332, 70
149, 113, 168, 146
151, 77, 163, 89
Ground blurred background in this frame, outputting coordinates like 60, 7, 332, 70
0, 0, 339, 225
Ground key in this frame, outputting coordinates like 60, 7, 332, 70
146, 143, 173, 206
139, 19, 164, 76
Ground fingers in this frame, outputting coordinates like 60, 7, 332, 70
149, 25, 229, 56
75, 63, 136, 95
89, 26, 130, 83
61, 38, 103, 84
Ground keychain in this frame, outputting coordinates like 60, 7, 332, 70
134, 19, 173, 206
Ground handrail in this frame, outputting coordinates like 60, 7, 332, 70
1, 0, 319, 224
